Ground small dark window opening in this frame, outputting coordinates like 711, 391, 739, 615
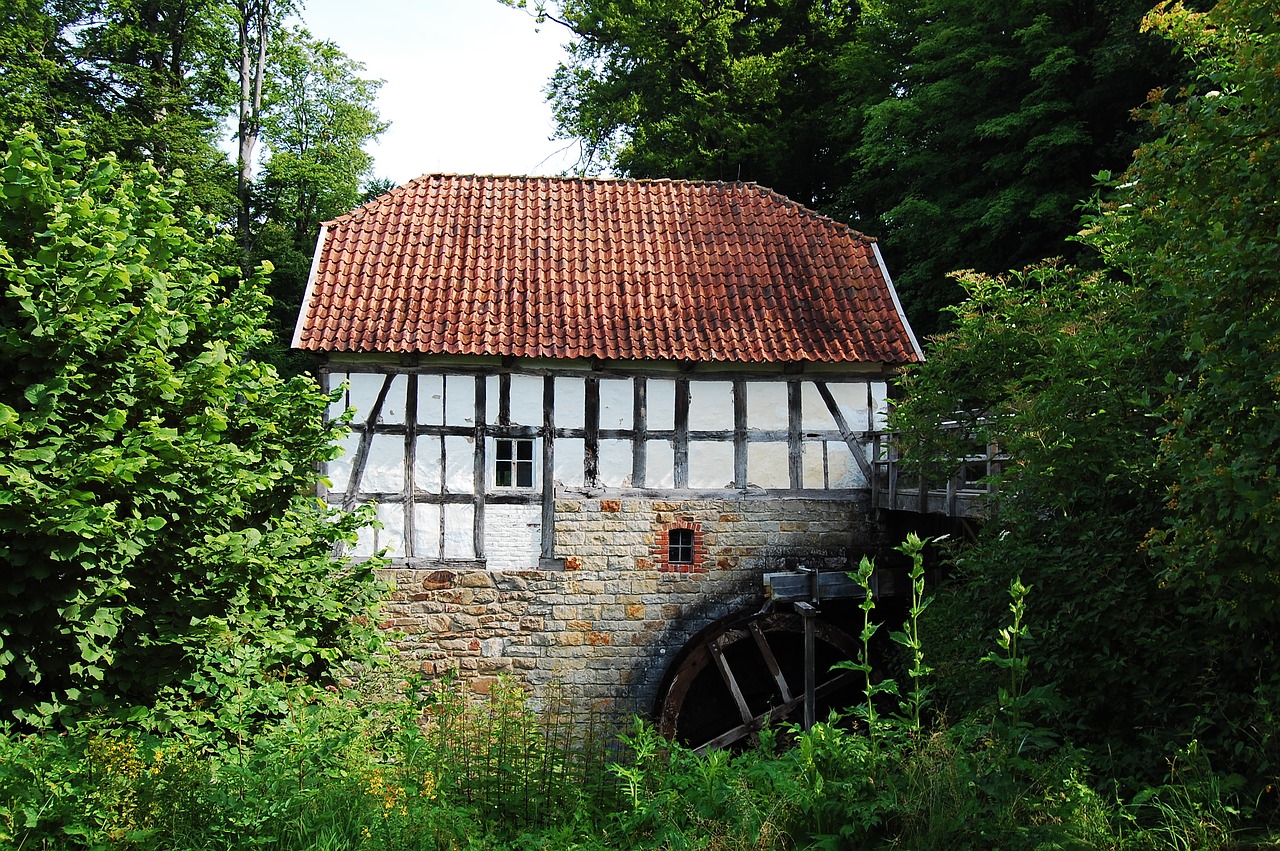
496, 438, 535, 488
668, 528, 695, 565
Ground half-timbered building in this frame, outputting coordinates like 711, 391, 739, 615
292, 175, 923, 744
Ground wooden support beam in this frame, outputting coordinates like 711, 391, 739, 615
340, 374, 395, 513
541, 375, 555, 561
632, 377, 647, 488
788, 380, 802, 489
473, 376, 486, 560
733, 379, 748, 489
813, 381, 873, 479
674, 378, 690, 489
584, 377, 599, 486
764, 570, 880, 601
749, 621, 792, 704
709, 637, 754, 726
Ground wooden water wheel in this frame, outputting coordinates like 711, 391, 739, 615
655, 609, 863, 753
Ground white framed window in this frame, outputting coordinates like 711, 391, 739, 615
494, 438, 536, 489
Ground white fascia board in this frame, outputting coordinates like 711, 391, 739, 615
871, 241, 925, 362
290, 223, 329, 350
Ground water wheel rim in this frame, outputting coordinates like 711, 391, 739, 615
655, 610, 862, 752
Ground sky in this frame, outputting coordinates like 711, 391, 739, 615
299, 0, 580, 185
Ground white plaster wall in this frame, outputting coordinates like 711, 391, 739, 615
599, 378, 632, 429
376, 503, 406, 556
748, 441, 790, 488
746, 382, 789, 431
688, 440, 735, 488
801, 383, 837, 432
509, 374, 544, 426
381, 374, 408, 424
554, 438, 586, 487
362, 434, 404, 493
417, 374, 445, 425
646, 440, 676, 487
872, 382, 889, 430
328, 432, 361, 494
443, 504, 475, 559
825, 381, 873, 433
688, 381, 734, 432
413, 503, 441, 559
443, 436, 475, 493
598, 439, 633, 487
556, 376, 585, 429
346, 372, 384, 423
414, 435, 442, 491
826, 441, 867, 488
327, 371, 349, 421
648, 379, 676, 430
802, 442, 828, 489
484, 504, 542, 570
445, 374, 476, 425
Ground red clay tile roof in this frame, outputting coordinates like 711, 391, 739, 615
292, 175, 922, 365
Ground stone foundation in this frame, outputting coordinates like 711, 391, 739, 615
378, 494, 875, 721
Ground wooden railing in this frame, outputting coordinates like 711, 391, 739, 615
867, 427, 1004, 519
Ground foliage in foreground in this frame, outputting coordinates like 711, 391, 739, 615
1, 540, 1261, 851
0, 683, 1254, 851
0, 128, 386, 726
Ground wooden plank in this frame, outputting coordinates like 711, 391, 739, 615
473, 375, 486, 560
632, 377, 647, 487
340, 373, 395, 512
733, 379, 748, 489
404, 374, 418, 558
813, 380, 873, 479
764, 570, 872, 602
541, 375, 555, 560
674, 378, 690, 489
749, 621, 792, 704
584, 377, 599, 486
709, 638, 754, 725
787, 380, 802, 489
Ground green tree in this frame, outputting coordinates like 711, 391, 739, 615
509, 0, 871, 207
1091, 0, 1280, 628
0, 0, 91, 138
510, 0, 1187, 331
850, 0, 1182, 331
250, 25, 386, 368
0, 127, 385, 725
893, 0, 1280, 790
63, 0, 240, 220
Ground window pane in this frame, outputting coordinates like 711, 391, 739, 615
669, 528, 694, 564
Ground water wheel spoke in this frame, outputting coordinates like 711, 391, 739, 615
709, 637, 754, 726
691, 668, 862, 754
750, 620, 793, 704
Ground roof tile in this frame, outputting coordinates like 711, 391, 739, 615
294, 175, 921, 365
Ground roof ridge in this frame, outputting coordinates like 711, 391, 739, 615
326, 174, 876, 244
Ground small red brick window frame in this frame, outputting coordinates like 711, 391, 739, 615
654, 521, 707, 573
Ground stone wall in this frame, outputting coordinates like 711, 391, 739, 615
377, 494, 875, 722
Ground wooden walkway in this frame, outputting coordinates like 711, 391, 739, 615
866, 430, 1003, 519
